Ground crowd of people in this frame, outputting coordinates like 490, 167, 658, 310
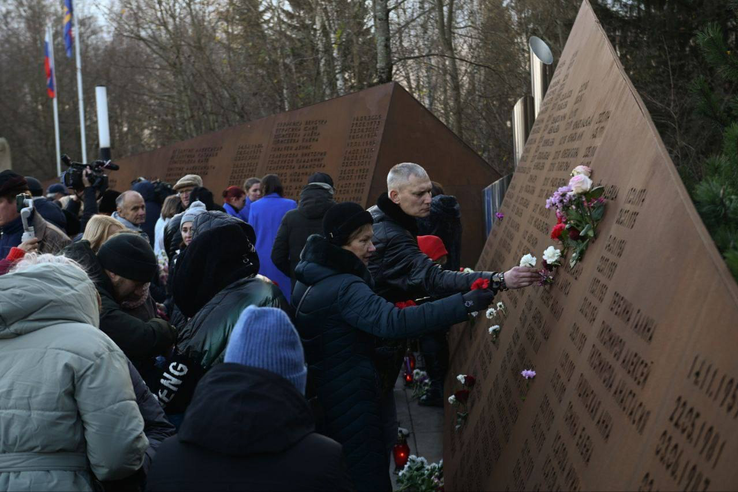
0, 163, 538, 491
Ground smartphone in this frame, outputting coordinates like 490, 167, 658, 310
15, 193, 32, 213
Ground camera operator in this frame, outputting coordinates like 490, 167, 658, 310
0, 171, 70, 260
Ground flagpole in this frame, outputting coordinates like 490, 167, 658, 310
48, 25, 62, 176
73, 1, 87, 162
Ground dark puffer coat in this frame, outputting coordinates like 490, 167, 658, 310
147, 363, 353, 492
292, 234, 470, 492
159, 223, 289, 414
132, 181, 162, 248
417, 194, 463, 272
368, 193, 491, 303
271, 183, 335, 290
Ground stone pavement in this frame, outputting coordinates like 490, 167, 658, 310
391, 375, 444, 489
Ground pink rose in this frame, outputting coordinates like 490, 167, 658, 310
571, 165, 592, 177
569, 174, 593, 194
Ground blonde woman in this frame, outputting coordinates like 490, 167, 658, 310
82, 215, 127, 252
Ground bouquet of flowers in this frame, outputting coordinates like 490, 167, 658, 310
397, 456, 444, 491
546, 166, 607, 267
411, 369, 431, 400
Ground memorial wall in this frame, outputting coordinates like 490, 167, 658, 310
111, 83, 499, 265
444, 1, 738, 490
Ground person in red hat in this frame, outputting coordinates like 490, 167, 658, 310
417, 235, 448, 267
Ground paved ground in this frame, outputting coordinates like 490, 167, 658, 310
391, 375, 444, 489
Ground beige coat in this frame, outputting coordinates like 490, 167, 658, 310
0, 262, 147, 491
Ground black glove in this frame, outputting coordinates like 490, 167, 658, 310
462, 289, 495, 313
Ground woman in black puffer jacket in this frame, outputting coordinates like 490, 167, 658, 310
157, 221, 289, 419
291, 202, 495, 492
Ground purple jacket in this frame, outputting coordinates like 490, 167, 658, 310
248, 193, 297, 301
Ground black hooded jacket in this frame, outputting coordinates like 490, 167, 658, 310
271, 183, 335, 289
147, 363, 353, 491
417, 194, 463, 271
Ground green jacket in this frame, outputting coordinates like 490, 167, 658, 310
0, 262, 148, 491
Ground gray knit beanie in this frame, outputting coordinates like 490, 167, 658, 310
224, 306, 307, 394
180, 200, 207, 231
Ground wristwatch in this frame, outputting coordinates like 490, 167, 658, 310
491, 272, 508, 291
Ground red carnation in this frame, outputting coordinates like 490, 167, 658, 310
471, 278, 490, 291
568, 228, 581, 240
395, 300, 417, 309
454, 389, 470, 404
463, 375, 476, 388
551, 223, 566, 240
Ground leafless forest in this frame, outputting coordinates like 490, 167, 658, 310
0, 0, 730, 184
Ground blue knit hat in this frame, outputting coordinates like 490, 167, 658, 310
224, 306, 307, 394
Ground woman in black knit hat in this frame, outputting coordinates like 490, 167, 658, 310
291, 202, 496, 492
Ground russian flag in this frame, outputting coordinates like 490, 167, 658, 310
63, 0, 73, 58
44, 27, 56, 99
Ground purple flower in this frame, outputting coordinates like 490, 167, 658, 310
521, 369, 537, 379
495, 212, 504, 221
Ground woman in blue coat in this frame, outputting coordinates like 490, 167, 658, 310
291, 202, 496, 491
248, 174, 296, 301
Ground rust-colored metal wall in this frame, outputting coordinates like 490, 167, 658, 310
110, 83, 498, 265
444, 2, 738, 490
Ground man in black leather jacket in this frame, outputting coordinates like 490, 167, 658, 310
367, 162, 539, 453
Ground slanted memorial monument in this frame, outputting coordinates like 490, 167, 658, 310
112, 82, 499, 265
444, 1, 738, 491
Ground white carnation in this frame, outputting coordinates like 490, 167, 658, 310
489, 325, 501, 335
457, 374, 466, 384
542, 246, 562, 264
448, 395, 457, 405
485, 307, 497, 319
519, 253, 537, 268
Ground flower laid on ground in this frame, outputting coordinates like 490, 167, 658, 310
448, 395, 457, 405
519, 253, 537, 268
411, 370, 431, 400
546, 167, 607, 268
520, 369, 536, 401
395, 300, 417, 309
397, 455, 444, 491
460, 267, 474, 273
486, 307, 497, 319
495, 212, 504, 221
496, 301, 506, 312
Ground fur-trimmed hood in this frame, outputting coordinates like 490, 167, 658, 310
294, 234, 373, 286
369, 192, 419, 236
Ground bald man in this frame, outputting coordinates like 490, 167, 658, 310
113, 190, 147, 235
